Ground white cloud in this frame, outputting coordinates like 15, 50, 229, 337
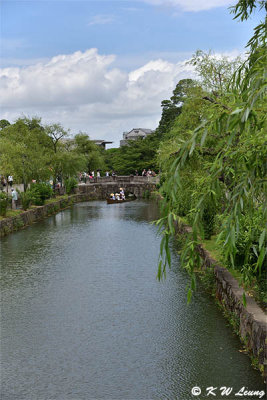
141, 0, 232, 12
87, 14, 115, 26
0, 48, 196, 146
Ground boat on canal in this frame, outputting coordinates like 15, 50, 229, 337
106, 196, 136, 204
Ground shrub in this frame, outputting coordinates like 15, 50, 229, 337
60, 200, 67, 208
19, 191, 31, 210
222, 208, 266, 281
65, 177, 78, 195
202, 203, 217, 240
28, 183, 53, 206
0, 191, 8, 216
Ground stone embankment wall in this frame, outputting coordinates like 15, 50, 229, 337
0, 194, 96, 238
176, 222, 266, 377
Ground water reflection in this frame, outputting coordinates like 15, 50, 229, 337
0, 201, 264, 400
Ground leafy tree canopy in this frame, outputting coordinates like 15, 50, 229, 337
106, 134, 160, 175
157, 0, 267, 304
0, 117, 106, 189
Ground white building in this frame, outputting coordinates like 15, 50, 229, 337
120, 128, 154, 147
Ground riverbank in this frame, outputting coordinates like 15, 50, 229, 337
0, 193, 96, 237
174, 219, 266, 378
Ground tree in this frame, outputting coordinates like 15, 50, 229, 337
0, 119, 11, 130
107, 134, 160, 175
156, 79, 195, 138
44, 123, 84, 187
0, 118, 51, 191
0, 118, 89, 191
188, 50, 242, 95
45, 123, 68, 154
157, 0, 267, 303
73, 133, 106, 172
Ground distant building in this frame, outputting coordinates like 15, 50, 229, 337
92, 140, 113, 150
120, 128, 154, 147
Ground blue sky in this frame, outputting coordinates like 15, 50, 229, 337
0, 0, 264, 145
1, 0, 262, 67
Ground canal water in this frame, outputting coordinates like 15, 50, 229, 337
0, 201, 265, 400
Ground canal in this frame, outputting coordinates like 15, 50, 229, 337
0, 201, 264, 400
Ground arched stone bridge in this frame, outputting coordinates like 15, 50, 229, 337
77, 176, 159, 199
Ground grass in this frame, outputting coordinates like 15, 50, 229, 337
201, 235, 223, 263
0, 209, 25, 220
45, 194, 69, 204
200, 233, 265, 308
201, 235, 247, 283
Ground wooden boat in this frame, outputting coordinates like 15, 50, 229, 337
106, 196, 136, 204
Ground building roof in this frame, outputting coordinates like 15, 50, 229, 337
126, 128, 154, 138
93, 140, 113, 145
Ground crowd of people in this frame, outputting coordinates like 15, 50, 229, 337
0, 174, 18, 210
141, 169, 156, 177
78, 169, 157, 182
1, 175, 13, 189
1, 169, 157, 210
79, 170, 117, 183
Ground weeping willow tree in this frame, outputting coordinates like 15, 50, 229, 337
157, 0, 267, 304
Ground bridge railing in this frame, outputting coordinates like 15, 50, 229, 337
80, 175, 159, 184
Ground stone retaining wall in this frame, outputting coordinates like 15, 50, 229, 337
215, 265, 266, 372
176, 221, 266, 376
0, 193, 97, 238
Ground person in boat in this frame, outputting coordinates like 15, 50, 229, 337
115, 193, 121, 200
119, 188, 125, 200
110, 193, 115, 200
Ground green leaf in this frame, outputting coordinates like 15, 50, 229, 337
189, 139, 196, 156
257, 247, 266, 275
168, 213, 175, 235
187, 288, 192, 304
166, 245, 171, 267
157, 260, 162, 281
231, 108, 243, 115
241, 107, 250, 122
242, 292, 247, 307
259, 229, 266, 251
160, 236, 166, 256
240, 196, 243, 211
191, 274, 197, 291
200, 129, 208, 146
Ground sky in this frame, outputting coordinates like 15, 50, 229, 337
0, 0, 264, 147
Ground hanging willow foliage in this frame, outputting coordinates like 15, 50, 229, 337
157, 0, 267, 303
